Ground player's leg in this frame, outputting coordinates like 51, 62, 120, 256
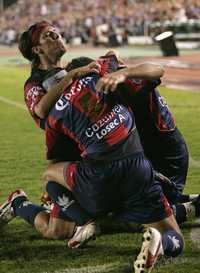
0, 189, 75, 240
42, 161, 67, 189
114, 154, 184, 273
43, 161, 93, 225
151, 135, 200, 224
134, 214, 184, 273
35, 211, 75, 239
43, 161, 98, 248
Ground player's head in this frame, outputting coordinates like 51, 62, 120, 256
18, 21, 67, 67
66, 57, 95, 72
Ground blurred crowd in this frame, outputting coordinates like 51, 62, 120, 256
0, 0, 200, 46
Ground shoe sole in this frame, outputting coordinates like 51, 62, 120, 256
68, 225, 97, 249
133, 228, 161, 273
0, 201, 14, 224
0, 190, 27, 226
69, 234, 96, 249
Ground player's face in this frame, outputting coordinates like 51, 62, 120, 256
38, 26, 67, 62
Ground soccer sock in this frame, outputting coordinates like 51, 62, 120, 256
177, 194, 190, 203
12, 196, 46, 226
172, 204, 187, 224
178, 194, 199, 203
51, 203, 70, 220
46, 181, 92, 225
173, 202, 197, 224
162, 229, 184, 257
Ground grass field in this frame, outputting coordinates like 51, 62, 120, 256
0, 66, 200, 273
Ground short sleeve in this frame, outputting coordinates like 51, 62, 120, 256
24, 80, 46, 127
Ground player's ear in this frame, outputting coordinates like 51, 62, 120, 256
32, 45, 43, 55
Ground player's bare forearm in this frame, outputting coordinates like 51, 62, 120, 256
124, 62, 164, 80
34, 73, 74, 118
96, 62, 164, 93
35, 62, 100, 119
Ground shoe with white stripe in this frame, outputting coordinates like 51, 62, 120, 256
68, 221, 100, 249
0, 189, 27, 226
134, 227, 163, 273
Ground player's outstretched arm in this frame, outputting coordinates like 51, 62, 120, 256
35, 62, 100, 119
96, 62, 164, 93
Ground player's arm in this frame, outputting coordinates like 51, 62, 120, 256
96, 62, 164, 93
35, 62, 100, 119
45, 122, 60, 161
105, 49, 126, 67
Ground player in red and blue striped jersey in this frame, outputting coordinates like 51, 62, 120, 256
49, 55, 198, 225
96, 62, 199, 224
43, 57, 185, 271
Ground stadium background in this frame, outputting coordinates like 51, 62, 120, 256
0, 1, 200, 273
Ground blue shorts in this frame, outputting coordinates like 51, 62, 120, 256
145, 128, 189, 204
65, 152, 172, 224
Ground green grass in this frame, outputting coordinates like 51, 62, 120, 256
0, 67, 200, 273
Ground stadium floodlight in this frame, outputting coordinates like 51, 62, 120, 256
155, 31, 179, 57
155, 31, 173, 42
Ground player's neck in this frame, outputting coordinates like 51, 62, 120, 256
38, 56, 63, 70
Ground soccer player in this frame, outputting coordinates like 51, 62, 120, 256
41, 55, 184, 272
0, 21, 165, 248
43, 54, 200, 225
95, 59, 200, 223
0, 21, 101, 247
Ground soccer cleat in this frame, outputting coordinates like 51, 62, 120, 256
67, 221, 100, 249
134, 227, 163, 273
0, 189, 27, 226
192, 195, 200, 217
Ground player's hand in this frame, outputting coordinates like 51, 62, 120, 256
96, 71, 127, 93
105, 50, 126, 66
75, 61, 100, 77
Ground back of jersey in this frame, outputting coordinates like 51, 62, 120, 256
52, 72, 135, 158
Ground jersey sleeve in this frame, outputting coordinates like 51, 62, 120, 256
24, 80, 46, 128
97, 54, 119, 76
45, 122, 60, 160
121, 78, 161, 95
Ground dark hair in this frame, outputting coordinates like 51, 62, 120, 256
18, 29, 38, 62
18, 21, 51, 67
65, 57, 94, 72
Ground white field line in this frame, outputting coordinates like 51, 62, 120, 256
0, 95, 200, 167
43, 262, 128, 273
0, 95, 27, 110
42, 256, 200, 273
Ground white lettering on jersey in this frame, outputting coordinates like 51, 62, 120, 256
55, 96, 69, 111
26, 86, 43, 111
85, 105, 126, 139
64, 77, 93, 101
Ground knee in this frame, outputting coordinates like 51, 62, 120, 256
44, 225, 69, 240
42, 166, 57, 188
172, 232, 184, 257
47, 228, 63, 240
163, 230, 184, 257
42, 169, 52, 187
